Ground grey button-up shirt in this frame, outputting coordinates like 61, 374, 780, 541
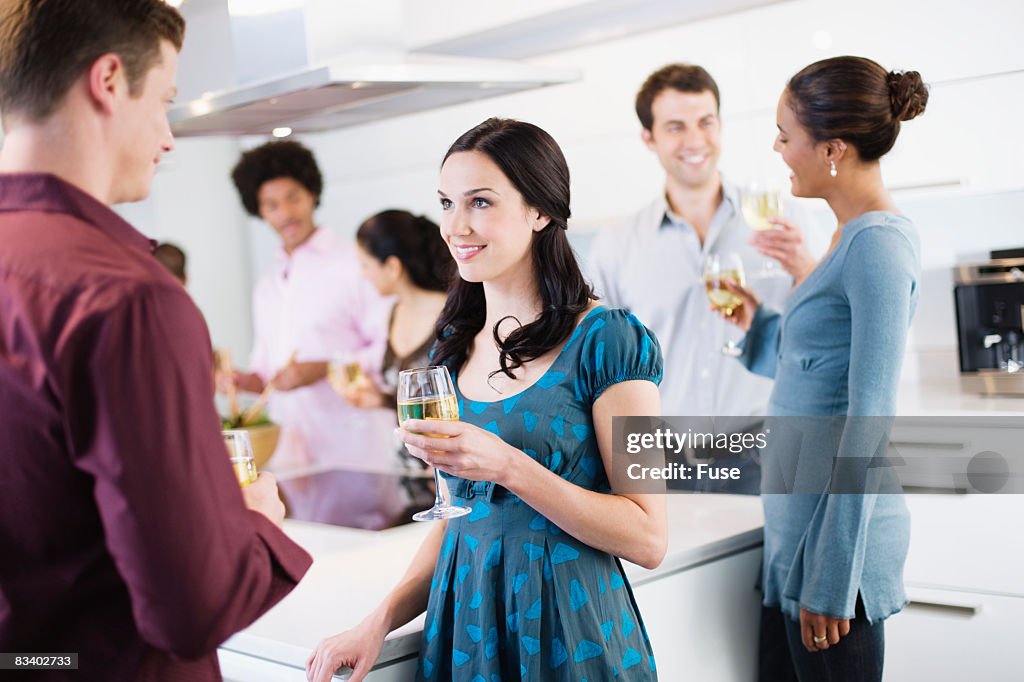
588, 180, 796, 416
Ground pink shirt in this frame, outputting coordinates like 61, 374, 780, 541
249, 228, 406, 528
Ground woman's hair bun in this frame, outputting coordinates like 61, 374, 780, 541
887, 70, 929, 122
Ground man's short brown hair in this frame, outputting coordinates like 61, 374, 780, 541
0, 0, 185, 123
635, 63, 721, 132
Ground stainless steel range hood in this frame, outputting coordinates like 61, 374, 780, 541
168, 1, 578, 136
170, 52, 579, 136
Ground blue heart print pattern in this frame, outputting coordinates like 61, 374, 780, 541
416, 308, 664, 681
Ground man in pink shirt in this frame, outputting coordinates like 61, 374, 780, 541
0, 2, 311, 680
228, 141, 405, 530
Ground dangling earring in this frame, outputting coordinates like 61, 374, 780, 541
829, 160, 838, 178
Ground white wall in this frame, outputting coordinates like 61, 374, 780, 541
135, 0, 1024, 372
115, 137, 254, 359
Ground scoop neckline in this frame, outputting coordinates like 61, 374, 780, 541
454, 305, 607, 406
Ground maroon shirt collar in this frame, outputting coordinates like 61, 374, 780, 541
0, 172, 157, 253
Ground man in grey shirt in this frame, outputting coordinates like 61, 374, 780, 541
589, 63, 817, 492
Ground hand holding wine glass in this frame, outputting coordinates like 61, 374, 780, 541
327, 353, 369, 392
748, 214, 817, 285
705, 252, 760, 332
713, 278, 761, 332
328, 353, 383, 408
398, 416, 519, 486
704, 252, 747, 317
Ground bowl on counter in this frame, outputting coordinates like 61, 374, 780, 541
243, 422, 280, 469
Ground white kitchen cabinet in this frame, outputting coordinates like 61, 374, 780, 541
882, 416, 1024, 681
883, 72, 1024, 195
633, 547, 763, 682
884, 586, 1024, 682
903, 494, 1024, 597
890, 417, 1024, 595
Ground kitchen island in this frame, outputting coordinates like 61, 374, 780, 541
219, 379, 1023, 681
218, 494, 765, 681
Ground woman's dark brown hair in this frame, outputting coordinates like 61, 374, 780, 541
785, 56, 929, 161
356, 210, 452, 293
432, 118, 594, 382
0, 0, 185, 122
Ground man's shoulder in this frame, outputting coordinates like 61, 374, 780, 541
0, 210, 182, 307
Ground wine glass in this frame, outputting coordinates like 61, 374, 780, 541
223, 429, 257, 486
327, 352, 367, 395
704, 252, 747, 318
398, 366, 472, 521
741, 182, 787, 278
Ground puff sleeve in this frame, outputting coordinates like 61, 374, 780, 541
577, 309, 664, 404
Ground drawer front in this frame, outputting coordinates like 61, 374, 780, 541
903, 494, 1024, 596
884, 587, 1024, 682
888, 421, 1022, 494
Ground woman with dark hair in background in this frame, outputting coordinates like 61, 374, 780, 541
340, 209, 453, 512
307, 118, 667, 681
718, 57, 929, 681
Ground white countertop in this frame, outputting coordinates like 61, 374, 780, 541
896, 378, 1024, 416
219, 494, 764, 674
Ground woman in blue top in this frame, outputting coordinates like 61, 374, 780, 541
307, 118, 667, 682
720, 57, 929, 681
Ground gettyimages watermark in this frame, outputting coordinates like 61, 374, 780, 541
610, 416, 1024, 494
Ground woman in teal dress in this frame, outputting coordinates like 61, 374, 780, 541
721, 57, 929, 681
307, 118, 667, 682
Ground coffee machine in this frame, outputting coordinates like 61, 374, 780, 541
954, 249, 1024, 395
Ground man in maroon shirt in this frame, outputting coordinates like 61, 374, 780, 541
0, 2, 312, 680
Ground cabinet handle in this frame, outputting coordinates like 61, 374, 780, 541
900, 485, 967, 495
889, 441, 965, 451
906, 599, 981, 616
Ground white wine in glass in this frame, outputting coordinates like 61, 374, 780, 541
222, 429, 257, 486
327, 353, 367, 395
704, 253, 747, 318
741, 190, 783, 231
742, 183, 788, 278
398, 366, 472, 521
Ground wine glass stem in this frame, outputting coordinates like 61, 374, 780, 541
432, 468, 446, 508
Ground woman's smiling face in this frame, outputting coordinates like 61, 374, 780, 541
438, 150, 547, 285
774, 90, 830, 199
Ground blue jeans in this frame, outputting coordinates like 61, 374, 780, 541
759, 595, 885, 682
